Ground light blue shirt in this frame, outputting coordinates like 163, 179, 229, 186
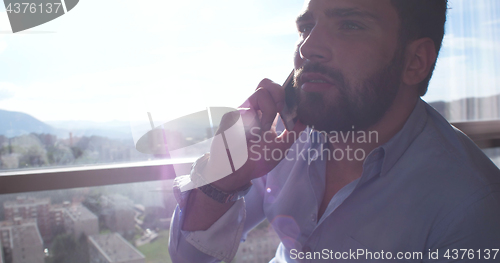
169, 99, 500, 262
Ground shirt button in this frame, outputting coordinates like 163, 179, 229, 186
303, 246, 312, 253
311, 214, 316, 222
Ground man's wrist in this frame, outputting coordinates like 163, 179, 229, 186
191, 153, 252, 203
198, 181, 252, 203
210, 175, 252, 193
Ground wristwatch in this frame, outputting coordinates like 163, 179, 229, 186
173, 153, 252, 206
190, 153, 252, 203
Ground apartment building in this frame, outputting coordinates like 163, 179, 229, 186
88, 233, 145, 263
236, 226, 281, 263
3, 197, 51, 243
0, 219, 44, 263
64, 204, 99, 238
100, 195, 135, 236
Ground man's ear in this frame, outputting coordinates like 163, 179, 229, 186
402, 38, 437, 86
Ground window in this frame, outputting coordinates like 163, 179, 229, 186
0, 0, 499, 262
0, 0, 298, 172
424, 0, 500, 122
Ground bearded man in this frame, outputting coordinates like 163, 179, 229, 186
169, 0, 500, 262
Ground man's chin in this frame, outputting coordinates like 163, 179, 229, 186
296, 98, 353, 133
295, 93, 393, 133
297, 109, 353, 133
302, 121, 354, 133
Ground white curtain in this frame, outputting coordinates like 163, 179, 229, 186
425, 0, 500, 122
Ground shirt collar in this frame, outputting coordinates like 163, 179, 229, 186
307, 98, 428, 177
379, 98, 428, 176
309, 127, 327, 148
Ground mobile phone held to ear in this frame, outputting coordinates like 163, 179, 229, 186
280, 70, 298, 131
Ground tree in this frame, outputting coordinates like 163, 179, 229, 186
46, 233, 89, 263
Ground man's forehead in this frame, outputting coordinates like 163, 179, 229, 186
299, 0, 396, 20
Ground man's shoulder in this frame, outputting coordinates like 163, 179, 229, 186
396, 102, 500, 196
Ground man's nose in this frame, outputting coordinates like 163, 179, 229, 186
298, 26, 332, 63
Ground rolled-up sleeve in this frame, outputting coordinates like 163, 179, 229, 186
168, 176, 268, 263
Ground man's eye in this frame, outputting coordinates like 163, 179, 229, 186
340, 21, 363, 30
298, 24, 313, 34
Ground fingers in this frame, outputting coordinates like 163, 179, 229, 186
248, 88, 277, 131
256, 79, 286, 112
239, 79, 286, 132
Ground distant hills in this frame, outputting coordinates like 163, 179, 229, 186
46, 120, 133, 140
0, 109, 59, 137
0, 109, 132, 139
0, 109, 215, 142
1, 92, 499, 139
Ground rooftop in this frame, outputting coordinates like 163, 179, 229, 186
0, 219, 43, 248
4, 196, 50, 208
88, 233, 145, 262
65, 205, 98, 222
101, 194, 134, 209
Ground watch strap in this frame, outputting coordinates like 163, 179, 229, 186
190, 153, 252, 203
197, 182, 252, 203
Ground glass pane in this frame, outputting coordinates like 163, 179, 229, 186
0, 180, 279, 263
483, 147, 500, 167
425, 0, 500, 122
2, 0, 499, 172
0, 0, 303, 171
0, 181, 172, 263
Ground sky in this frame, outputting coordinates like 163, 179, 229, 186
0, 0, 499, 124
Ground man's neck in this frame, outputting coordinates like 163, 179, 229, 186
327, 96, 419, 174
318, 91, 419, 220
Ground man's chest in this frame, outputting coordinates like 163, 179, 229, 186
263, 162, 439, 256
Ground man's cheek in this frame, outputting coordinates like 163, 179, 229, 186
294, 48, 304, 69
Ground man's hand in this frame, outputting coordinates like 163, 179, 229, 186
209, 78, 306, 192
182, 78, 306, 231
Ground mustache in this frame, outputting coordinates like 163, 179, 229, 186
294, 62, 346, 88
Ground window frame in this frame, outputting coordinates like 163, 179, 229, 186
0, 120, 499, 195
0, 160, 192, 194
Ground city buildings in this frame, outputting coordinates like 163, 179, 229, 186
235, 223, 281, 263
63, 204, 99, 239
3, 197, 51, 242
49, 203, 66, 236
100, 194, 135, 237
88, 233, 145, 263
0, 219, 44, 263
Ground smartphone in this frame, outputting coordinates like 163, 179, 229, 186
280, 70, 298, 131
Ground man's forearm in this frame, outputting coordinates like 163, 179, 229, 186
181, 188, 236, 231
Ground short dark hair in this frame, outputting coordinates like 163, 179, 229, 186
390, 0, 448, 96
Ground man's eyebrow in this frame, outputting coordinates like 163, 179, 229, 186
296, 8, 380, 24
325, 8, 380, 21
296, 11, 313, 23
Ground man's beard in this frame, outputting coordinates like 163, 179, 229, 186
294, 50, 404, 133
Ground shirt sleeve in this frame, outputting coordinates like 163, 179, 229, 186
424, 187, 500, 262
168, 176, 268, 263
